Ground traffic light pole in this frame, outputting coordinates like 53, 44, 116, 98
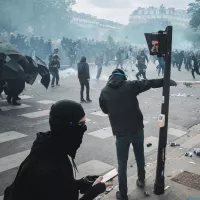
154, 26, 173, 195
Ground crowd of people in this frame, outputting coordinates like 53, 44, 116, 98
1, 31, 200, 200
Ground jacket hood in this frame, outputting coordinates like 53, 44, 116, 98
107, 75, 125, 89
31, 132, 56, 156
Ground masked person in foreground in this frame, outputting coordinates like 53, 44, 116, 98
4, 100, 112, 200
99, 69, 177, 200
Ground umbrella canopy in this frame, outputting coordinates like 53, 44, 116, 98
35, 56, 50, 89
0, 44, 50, 89
0, 59, 25, 80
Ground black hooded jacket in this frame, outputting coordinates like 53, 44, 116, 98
78, 57, 90, 80
4, 132, 105, 200
99, 76, 164, 136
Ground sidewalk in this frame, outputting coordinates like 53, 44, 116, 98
102, 125, 200, 200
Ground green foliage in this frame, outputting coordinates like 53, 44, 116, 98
188, 0, 200, 28
0, 0, 76, 36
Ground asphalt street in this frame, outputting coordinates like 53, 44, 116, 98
0, 62, 200, 198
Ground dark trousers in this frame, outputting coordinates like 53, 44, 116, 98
79, 78, 90, 100
0, 80, 5, 94
136, 70, 147, 80
116, 60, 123, 69
116, 130, 145, 197
51, 70, 59, 86
158, 64, 164, 76
192, 67, 200, 79
6, 80, 25, 102
178, 60, 183, 71
96, 65, 102, 79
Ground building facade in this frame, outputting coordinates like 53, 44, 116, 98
70, 11, 124, 30
129, 5, 191, 27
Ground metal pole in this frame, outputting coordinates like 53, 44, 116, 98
154, 26, 173, 195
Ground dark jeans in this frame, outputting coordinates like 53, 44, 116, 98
136, 70, 147, 80
158, 64, 164, 76
178, 60, 183, 71
96, 65, 102, 79
116, 60, 123, 69
116, 130, 145, 196
192, 66, 200, 79
51, 70, 59, 86
79, 78, 90, 100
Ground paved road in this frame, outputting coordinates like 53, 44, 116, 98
0, 63, 200, 198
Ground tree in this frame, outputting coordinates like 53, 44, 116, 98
0, 0, 76, 37
188, 0, 200, 28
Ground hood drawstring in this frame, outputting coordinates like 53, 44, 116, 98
72, 158, 79, 178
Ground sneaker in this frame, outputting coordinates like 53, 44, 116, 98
116, 191, 128, 200
51, 85, 54, 87
80, 99, 86, 103
86, 99, 92, 103
56, 84, 60, 86
16, 96, 21, 100
136, 179, 145, 188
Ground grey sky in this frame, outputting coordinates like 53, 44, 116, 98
73, 0, 194, 24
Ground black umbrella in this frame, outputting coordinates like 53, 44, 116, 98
24, 56, 39, 85
35, 56, 50, 89
0, 59, 25, 80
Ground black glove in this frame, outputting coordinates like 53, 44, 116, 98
76, 175, 99, 194
170, 80, 177, 86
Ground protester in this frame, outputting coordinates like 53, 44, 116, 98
116, 48, 124, 69
5, 79, 25, 105
78, 56, 92, 103
95, 52, 104, 80
4, 100, 112, 200
49, 54, 60, 87
157, 56, 165, 76
177, 50, 184, 71
136, 50, 148, 80
191, 53, 200, 79
99, 69, 177, 200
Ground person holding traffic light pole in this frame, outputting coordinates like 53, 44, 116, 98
99, 69, 177, 200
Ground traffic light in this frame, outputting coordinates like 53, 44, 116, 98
145, 30, 168, 57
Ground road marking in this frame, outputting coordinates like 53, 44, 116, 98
87, 127, 113, 139
76, 160, 114, 179
0, 104, 31, 111
0, 150, 30, 173
0, 95, 33, 102
144, 121, 148, 125
168, 128, 187, 137
0, 131, 27, 144
20, 110, 50, 118
37, 100, 55, 105
91, 111, 108, 117
19, 95, 33, 100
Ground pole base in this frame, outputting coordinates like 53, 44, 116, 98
154, 176, 165, 195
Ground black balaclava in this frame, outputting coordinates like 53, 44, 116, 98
49, 100, 86, 160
